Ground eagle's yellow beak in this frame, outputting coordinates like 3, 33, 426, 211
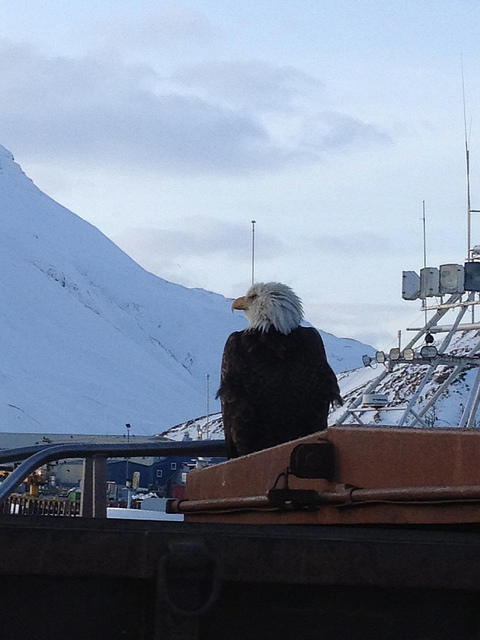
231, 296, 248, 312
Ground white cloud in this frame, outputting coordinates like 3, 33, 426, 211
319, 111, 392, 150
91, 7, 215, 48
305, 231, 393, 255
0, 39, 389, 175
0, 42, 279, 172
173, 60, 323, 113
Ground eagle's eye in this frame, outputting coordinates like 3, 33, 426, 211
248, 293, 257, 301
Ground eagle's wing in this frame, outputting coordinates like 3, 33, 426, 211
297, 327, 342, 407
217, 331, 257, 458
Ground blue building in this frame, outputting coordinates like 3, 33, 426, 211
107, 455, 195, 497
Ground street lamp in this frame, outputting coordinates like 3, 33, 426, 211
125, 423, 132, 508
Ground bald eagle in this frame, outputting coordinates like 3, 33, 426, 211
217, 282, 342, 459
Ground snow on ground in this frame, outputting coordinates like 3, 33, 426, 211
107, 507, 183, 521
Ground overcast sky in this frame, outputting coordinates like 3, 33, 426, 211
2, 0, 480, 348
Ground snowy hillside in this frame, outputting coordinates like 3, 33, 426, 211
163, 413, 225, 442
0, 144, 374, 435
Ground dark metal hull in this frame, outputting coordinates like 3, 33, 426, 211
1, 515, 480, 639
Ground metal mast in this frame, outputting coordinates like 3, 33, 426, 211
251, 220, 256, 285
463, 64, 473, 261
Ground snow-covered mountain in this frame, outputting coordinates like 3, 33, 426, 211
1, 144, 375, 435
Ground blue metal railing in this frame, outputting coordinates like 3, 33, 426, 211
0, 440, 226, 504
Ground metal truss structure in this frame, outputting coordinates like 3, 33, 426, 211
337, 292, 480, 428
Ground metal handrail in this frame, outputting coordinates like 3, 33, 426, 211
0, 440, 226, 504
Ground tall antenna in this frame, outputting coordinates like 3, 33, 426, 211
463, 60, 472, 261
422, 199, 427, 269
422, 200, 428, 329
251, 220, 256, 285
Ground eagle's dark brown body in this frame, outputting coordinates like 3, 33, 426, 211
217, 326, 342, 459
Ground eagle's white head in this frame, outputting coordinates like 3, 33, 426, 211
231, 282, 303, 335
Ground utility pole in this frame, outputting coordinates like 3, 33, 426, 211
205, 374, 210, 439
251, 220, 256, 285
